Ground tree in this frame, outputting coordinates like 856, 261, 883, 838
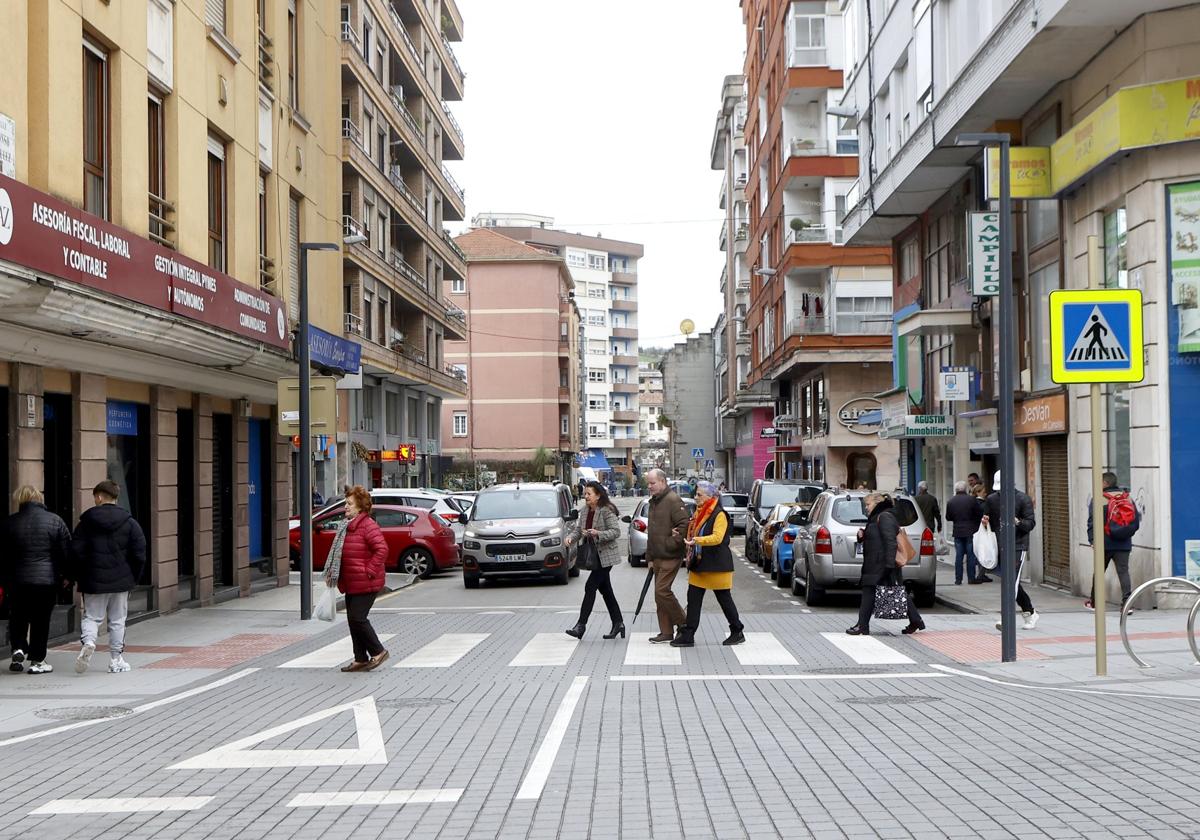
530, 445, 556, 479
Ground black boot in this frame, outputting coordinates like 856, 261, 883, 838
669, 628, 695, 648
565, 622, 586, 639
602, 621, 625, 639
722, 625, 746, 646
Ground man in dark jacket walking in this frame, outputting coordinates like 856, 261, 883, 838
2, 486, 72, 673
1084, 472, 1141, 611
70, 480, 146, 674
946, 480, 985, 585
644, 468, 690, 643
983, 473, 1039, 630
915, 481, 942, 536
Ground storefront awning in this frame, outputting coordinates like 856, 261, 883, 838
578, 449, 611, 471
896, 309, 976, 337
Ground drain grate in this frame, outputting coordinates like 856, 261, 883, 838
376, 698, 456, 710
35, 706, 132, 721
806, 666, 887, 675
846, 696, 939, 706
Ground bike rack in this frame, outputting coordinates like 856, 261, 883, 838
1119, 576, 1200, 668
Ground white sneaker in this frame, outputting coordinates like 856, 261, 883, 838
9, 650, 25, 672
108, 656, 131, 673
75, 643, 95, 674
28, 661, 53, 674
994, 619, 1003, 631
1023, 611, 1039, 630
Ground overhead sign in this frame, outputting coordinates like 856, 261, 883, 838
704, 458, 716, 469
880, 414, 955, 439
937, 367, 974, 401
759, 427, 779, 439
691, 448, 705, 458
309, 325, 361, 374
968, 212, 1001, 296
1014, 393, 1067, 436
985, 146, 1052, 199
837, 397, 882, 435
1049, 289, 1144, 384
106, 400, 139, 436
0, 174, 288, 349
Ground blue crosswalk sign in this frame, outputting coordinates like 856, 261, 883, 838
692, 448, 704, 459
1050, 289, 1144, 384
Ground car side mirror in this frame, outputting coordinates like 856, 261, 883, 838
567, 509, 580, 521
621, 515, 632, 523
457, 512, 468, 525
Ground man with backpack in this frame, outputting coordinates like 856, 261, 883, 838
1085, 472, 1140, 611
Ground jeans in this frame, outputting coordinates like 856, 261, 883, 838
344, 592, 385, 663
856, 582, 921, 631
954, 536, 980, 583
7, 584, 58, 662
80, 591, 130, 656
650, 558, 685, 635
1087, 551, 1132, 603
683, 584, 742, 636
578, 564, 623, 625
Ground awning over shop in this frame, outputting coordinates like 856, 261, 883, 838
578, 449, 611, 471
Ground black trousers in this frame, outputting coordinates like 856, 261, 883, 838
344, 592, 385, 663
1005, 549, 1036, 614
578, 564, 623, 625
684, 584, 742, 634
7, 584, 58, 662
856, 583, 921, 630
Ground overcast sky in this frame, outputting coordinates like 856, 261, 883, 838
448, 1, 746, 348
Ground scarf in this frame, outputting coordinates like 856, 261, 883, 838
688, 497, 719, 542
324, 517, 351, 584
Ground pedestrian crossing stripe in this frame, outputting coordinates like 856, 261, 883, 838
1049, 288, 1144, 384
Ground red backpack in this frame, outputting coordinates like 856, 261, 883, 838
1103, 491, 1137, 537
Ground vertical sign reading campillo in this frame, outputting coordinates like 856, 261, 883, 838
968, 211, 1000, 297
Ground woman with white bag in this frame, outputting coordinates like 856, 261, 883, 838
324, 485, 390, 672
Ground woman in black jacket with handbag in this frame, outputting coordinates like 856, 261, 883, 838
847, 492, 924, 636
2, 486, 72, 674
563, 481, 625, 640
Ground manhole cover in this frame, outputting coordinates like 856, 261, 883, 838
806, 667, 887, 675
846, 696, 939, 706
35, 706, 132, 721
376, 698, 456, 710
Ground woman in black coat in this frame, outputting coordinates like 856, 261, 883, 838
2, 486, 72, 673
846, 492, 924, 636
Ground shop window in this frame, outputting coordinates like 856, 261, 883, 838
847, 452, 877, 490
1106, 385, 1130, 483
83, 40, 109, 219
1029, 262, 1060, 391
1104, 208, 1128, 289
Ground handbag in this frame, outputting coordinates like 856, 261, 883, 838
577, 538, 600, 572
973, 522, 998, 570
873, 575, 910, 620
314, 583, 338, 622
895, 530, 917, 567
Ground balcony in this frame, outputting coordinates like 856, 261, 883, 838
259, 254, 277, 296
611, 299, 637, 312
719, 225, 728, 252
612, 436, 639, 449
440, 34, 465, 93
344, 312, 363, 335
441, 163, 465, 201
442, 228, 467, 263
612, 354, 639, 368
790, 224, 844, 245
611, 327, 637, 340
442, 0, 464, 41
612, 382, 638, 395
359, 337, 467, 399
558, 386, 571, 402
341, 117, 363, 147
611, 271, 637, 286
611, 410, 638, 424
438, 101, 465, 160
148, 192, 176, 248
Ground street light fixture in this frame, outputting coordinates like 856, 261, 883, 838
298, 240, 341, 621
956, 131, 1017, 663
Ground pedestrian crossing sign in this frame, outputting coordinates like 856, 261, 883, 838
1049, 289, 1144, 384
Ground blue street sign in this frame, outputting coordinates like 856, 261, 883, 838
1049, 289, 1144, 384
309, 325, 362, 374
704, 459, 716, 469
692, 448, 705, 459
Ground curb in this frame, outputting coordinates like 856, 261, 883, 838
933, 591, 981, 615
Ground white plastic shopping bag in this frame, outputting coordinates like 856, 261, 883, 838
314, 583, 338, 622
973, 522, 998, 570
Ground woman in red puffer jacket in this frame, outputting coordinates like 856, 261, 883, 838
326, 485, 389, 672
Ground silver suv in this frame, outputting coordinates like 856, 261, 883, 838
791, 490, 937, 607
460, 483, 579, 588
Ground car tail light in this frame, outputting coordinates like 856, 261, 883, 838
633, 519, 647, 532
438, 511, 459, 524
920, 528, 935, 556
815, 526, 832, 555
782, 531, 796, 544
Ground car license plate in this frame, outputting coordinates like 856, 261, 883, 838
855, 543, 863, 556
499, 554, 526, 562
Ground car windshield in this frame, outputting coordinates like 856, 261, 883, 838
471, 489, 561, 520
721, 494, 748, 507
760, 484, 819, 509
831, 497, 920, 527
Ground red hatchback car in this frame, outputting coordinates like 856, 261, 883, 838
289, 504, 459, 579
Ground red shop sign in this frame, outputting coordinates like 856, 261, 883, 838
0, 174, 289, 350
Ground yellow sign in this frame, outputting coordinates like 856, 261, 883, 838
985, 147, 1052, 199
1051, 95, 1122, 194
1049, 289, 1144, 385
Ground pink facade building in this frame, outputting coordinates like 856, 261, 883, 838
443, 229, 580, 480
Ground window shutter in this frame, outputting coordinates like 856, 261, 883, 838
205, 0, 226, 32
288, 195, 300, 321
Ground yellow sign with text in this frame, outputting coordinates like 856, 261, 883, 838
985, 147, 1052, 199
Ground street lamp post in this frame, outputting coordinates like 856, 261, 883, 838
298, 240, 348, 620
956, 132, 1017, 662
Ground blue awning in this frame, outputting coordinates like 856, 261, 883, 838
578, 449, 612, 470
855, 410, 882, 426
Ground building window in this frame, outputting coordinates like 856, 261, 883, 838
835, 296, 891, 334
426, 402, 438, 441
588, 254, 606, 270
567, 251, 586, 268
288, 192, 301, 321
407, 396, 419, 437
451, 276, 466, 293
148, 91, 167, 243
452, 412, 468, 437
1104, 208, 1128, 289
587, 369, 607, 383
385, 392, 401, 436
83, 41, 109, 219
207, 134, 227, 272
205, 0, 226, 32
257, 172, 269, 285
1106, 385, 1130, 482
288, 0, 300, 111
790, 14, 826, 66
587, 287, 604, 298
1029, 262, 1060, 391
561, 415, 569, 436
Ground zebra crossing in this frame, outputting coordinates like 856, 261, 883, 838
276, 627, 925, 670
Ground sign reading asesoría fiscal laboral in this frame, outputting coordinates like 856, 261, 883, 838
967, 212, 1001, 296
1049, 289, 1145, 384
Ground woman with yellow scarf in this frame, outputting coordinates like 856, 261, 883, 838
671, 481, 745, 647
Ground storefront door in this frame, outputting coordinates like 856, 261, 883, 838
106, 401, 152, 611
1040, 435, 1071, 586
43, 393, 73, 525
248, 418, 272, 576
177, 409, 196, 602
212, 413, 234, 589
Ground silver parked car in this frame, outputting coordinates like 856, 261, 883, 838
791, 490, 937, 607
623, 497, 697, 566
720, 493, 749, 533
459, 483, 580, 587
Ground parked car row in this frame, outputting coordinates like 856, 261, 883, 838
622, 497, 698, 567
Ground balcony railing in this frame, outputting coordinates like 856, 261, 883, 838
441, 164, 465, 200
790, 224, 844, 244
344, 311, 363, 335
442, 228, 466, 262
389, 165, 424, 213
441, 33, 465, 81
790, 45, 827, 68
735, 224, 748, 241
343, 215, 366, 240
734, 173, 748, 188
339, 21, 361, 50
445, 302, 466, 325
148, 192, 176, 248
390, 90, 422, 136
258, 254, 276, 294
258, 26, 274, 91
341, 118, 363, 145
389, 250, 426, 288
783, 314, 892, 338
389, 7, 423, 68
440, 101, 465, 148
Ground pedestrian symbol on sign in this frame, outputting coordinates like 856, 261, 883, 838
1067, 306, 1127, 363
1049, 288, 1144, 385
691, 448, 704, 459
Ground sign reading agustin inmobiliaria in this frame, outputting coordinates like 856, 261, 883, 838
0, 173, 288, 350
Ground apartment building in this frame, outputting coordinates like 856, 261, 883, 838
638, 364, 669, 473
441, 228, 580, 482
738, 0, 898, 490
336, 0, 468, 490
472, 214, 643, 487
838, 0, 1200, 597
661, 334, 721, 484
0, 0, 341, 623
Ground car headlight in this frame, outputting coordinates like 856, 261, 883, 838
540, 536, 562, 547
546, 525, 563, 537
463, 540, 481, 550
464, 530, 477, 539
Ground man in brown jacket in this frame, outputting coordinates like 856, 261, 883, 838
644, 469, 691, 643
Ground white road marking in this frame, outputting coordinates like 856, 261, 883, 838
170, 697, 386, 770
31, 797, 214, 815
612, 672, 947, 682
930, 664, 1200, 703
510, 633, 579, 667
515, 676, 588, 800
287, 789, 463, 808
729, 633, 799, 666
279, 634, 396, 669
624, 634, 682, 666
374, 605, 576, 612
0, 668, 258, 748
821, 632, 916, 665
479, 610, 515, 615
395, 633, 490, 668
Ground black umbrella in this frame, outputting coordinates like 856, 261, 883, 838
631, 566, 655, 624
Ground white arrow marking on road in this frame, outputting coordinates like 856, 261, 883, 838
31, 797, 214, 815
729, 633, 799, 666
623, 634, 681, 666
169, 697, 386, 769
515, 676, 588, 800
287, 789, 463, 808
510, 633, 579, 667
394, 633, 490, 668
279, 634, 397, 668
820, 632, 915, 665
